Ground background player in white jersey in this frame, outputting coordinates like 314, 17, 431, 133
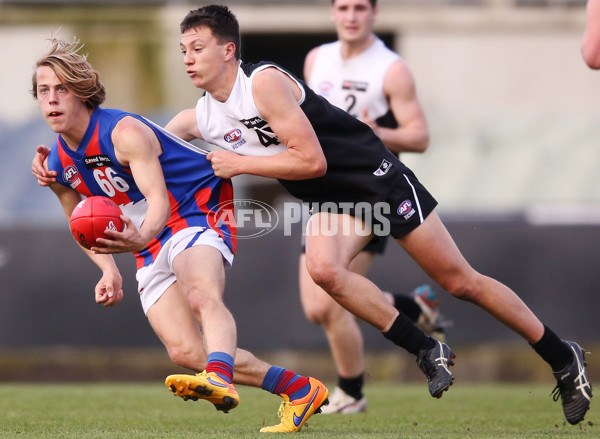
582, 0, 600, 69
301, 0, 448, 414
31, 38, 328, 433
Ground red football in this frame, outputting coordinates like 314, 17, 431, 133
69, 196, 124, 250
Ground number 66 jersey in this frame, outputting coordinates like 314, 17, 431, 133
47, 107, 236, 268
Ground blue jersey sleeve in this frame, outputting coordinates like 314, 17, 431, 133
45, 143, 69, 188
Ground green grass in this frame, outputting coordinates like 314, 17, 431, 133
0, 382, 596, 438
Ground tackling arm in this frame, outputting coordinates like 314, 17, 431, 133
207, 67, 327, 180
165, 108, 204, 141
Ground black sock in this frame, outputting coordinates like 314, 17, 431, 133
338, 374, 363, 400
392, 294, 422, 322
530, 325, 573, 372
382, 313, 435, 355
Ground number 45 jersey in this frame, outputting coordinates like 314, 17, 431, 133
194, 60, 408, 207
47, 107, 236, 268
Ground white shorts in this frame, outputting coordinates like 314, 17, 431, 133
136, 227, 234, 315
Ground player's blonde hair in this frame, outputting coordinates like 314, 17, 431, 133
32, 38, 106, 109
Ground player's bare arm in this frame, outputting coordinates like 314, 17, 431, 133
582, 0, 600, 69
93, 117, 171, 254
371, 60, 429, 154
303, 47, 319, 82
209, 68, 326, 180
165, 108, 204, 141
50, 182, 123, 306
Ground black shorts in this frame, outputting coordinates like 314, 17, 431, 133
305, 163, 437, 241
382, 166, 438, 239
363, 235, 388, 254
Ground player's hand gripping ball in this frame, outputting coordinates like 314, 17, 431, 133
69, 196, 124, 250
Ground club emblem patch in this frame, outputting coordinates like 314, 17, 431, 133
373, 159, 392, 176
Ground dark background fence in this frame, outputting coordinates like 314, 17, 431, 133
1, 218, 597, 350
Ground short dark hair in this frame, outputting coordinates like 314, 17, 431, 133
180, 5, 241, 60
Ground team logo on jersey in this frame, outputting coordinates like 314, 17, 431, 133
224, 129, 242, 143
224, 128, 246, 149
397, 200, 416, 220
373, 159, 392, 176
318, 81, 334, 97
63, 165, 82, 189
62, 165, 79, 183
342, 80, 368, 92
84, 154, 113, 169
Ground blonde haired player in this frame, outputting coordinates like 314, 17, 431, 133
31, 38, 328, 433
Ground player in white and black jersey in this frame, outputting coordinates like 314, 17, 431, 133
193, 59, 435, 225
163, 5, 592, 427
167, 5, 591, 426
300, 0, 447, 414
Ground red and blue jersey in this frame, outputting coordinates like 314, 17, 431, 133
47, 107, 236, 268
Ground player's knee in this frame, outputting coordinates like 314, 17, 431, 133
441, 273, 481, 302
303, 298, 333, 325
186, 288, 221, 314
306, 261, 344, 296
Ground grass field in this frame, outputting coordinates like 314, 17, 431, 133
0, 382, 596, 438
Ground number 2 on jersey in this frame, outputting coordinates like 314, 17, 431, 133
345, 94, 357, 118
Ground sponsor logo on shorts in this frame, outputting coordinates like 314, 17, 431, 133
397, 199, 416, 220
373, 159, 392, 176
